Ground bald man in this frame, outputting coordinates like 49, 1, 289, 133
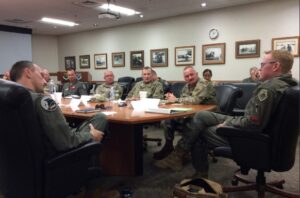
10, 61, 108, 156
94, 70, 123, 100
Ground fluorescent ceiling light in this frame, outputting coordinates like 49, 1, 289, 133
99, 4, 140, 16
40, 17, 78, 27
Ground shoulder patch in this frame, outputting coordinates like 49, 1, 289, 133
41, 96, 58, 111
258, 89, 268, 102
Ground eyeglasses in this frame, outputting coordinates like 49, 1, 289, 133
260, 61, 277, 68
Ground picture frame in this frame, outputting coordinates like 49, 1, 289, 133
79, 55, 90, 69
94, 53, 107, 69
202, 43, 226, 65
130, 50, 144, 70
272, 36, 299, 57
112, 52, 125, 67
150, 48, 168, 67
175, 46, 195, 66
64, 56, 76, 70
235, 39, 260, 58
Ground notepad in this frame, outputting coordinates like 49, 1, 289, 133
75, 108, 101, 113
145, 107, 192, 114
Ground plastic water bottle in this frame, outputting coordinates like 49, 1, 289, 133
49, 79, 56, 94
110, 86, 115, 100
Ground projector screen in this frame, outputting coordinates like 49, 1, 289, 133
0, 30, 32, 73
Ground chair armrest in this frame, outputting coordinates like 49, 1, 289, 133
216, 126, 271, 170
47, 141, 101, 168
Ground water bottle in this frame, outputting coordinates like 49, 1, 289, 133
110, 86, 115, 100
49, 79, 56, 94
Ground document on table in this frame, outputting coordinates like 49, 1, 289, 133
145, 107, 192, 114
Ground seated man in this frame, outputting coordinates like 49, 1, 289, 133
153, 66, 216, 161
155, 50, 297, 177
151, 69, 171, 93
126, 66, 164, 99
95, 70, 123, 100
10, 61, 107, 156
62, 69, 88, 97
242, 66, 260, 83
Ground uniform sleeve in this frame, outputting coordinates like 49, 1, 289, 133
126, 84, 136, 99
78, 82, 88, 95
225, 88, 275, 129
179, 82, 208, 104
62, 83, 68, 97
115, 84, 123, 99
35, 96, 92, 151
152, 82, 164, 99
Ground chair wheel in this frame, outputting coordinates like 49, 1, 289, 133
231, 179, 238, 186
157, 142, 162, 146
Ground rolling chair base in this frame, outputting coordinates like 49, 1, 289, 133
222, 169, 300, 198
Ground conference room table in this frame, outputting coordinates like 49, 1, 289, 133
60, 98, 216, 176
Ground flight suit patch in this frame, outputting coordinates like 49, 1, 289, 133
258, 89, 268, 102
41, 96, 57, 111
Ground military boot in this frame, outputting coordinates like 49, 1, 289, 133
153, 141, 174, 160
154, 148, 187, 171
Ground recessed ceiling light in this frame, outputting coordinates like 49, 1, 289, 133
40, 17, 79, 27
201, 2, 207, 7
139, 14, 144, 18
99, 4, 140, 16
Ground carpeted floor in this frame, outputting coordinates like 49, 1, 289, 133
82, 125, 300, 198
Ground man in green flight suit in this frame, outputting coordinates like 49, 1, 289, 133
95, 70, 123, 100
153, 66, 216, 161
62, 68, 88, 97
10, 61, 107, 157
155, 50, 297, 178
126, 66, 164, 100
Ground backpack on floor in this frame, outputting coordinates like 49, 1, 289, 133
173, 178, 227, 198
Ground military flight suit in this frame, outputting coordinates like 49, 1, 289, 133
62, 80, 88, 97
178, 74, 298, 173
95, 82, 123, 100
163, 79, 217, 143
29, 91, 108, 157
126, 80, 164, 99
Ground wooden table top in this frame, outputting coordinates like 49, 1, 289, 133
60, 99, 216, 125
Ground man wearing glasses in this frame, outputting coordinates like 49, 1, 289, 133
155, 50, 297, 178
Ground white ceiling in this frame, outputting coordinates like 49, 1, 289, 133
1, 0, 270, 35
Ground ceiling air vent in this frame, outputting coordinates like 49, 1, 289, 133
98, 11, 120, 19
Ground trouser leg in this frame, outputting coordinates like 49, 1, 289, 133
76, 113, 108, 133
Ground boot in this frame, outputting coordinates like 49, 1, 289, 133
153, 141, 174, 160
154, 148, 187, 171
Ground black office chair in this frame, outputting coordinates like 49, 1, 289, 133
171, 82, 186, 98
135, 77, 143, 82
118, 76, 135, 100
214, 86, 300, 198
215, 84, 243, 115
0, 79, 102, 198
229, 82, 258, 116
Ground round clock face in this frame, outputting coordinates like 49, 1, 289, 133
209, 29, 219, 39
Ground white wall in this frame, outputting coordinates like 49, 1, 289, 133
43, 0, 299, 81
32, 34, 59, 73
0, 31, 32, 73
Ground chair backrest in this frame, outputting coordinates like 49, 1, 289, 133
265, 86, 300, 172
171, 82, 186, 98
0, 79, 44, 198
135, 77, 143, 82
230, 83, 258, 109
118, 76, 135, 100
215, 84, 243, 115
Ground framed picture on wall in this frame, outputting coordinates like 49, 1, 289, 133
79, 55, 90, 69
150, 48, 168, 67
130, 50, 144, 70
94, 53, 107, 69
112, 52, 125, 67
272, 36, 299, 57
175, 46, 195, 66
235, 39, 260, 58
64, 56, 76, 70
202, 43, 226, 65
